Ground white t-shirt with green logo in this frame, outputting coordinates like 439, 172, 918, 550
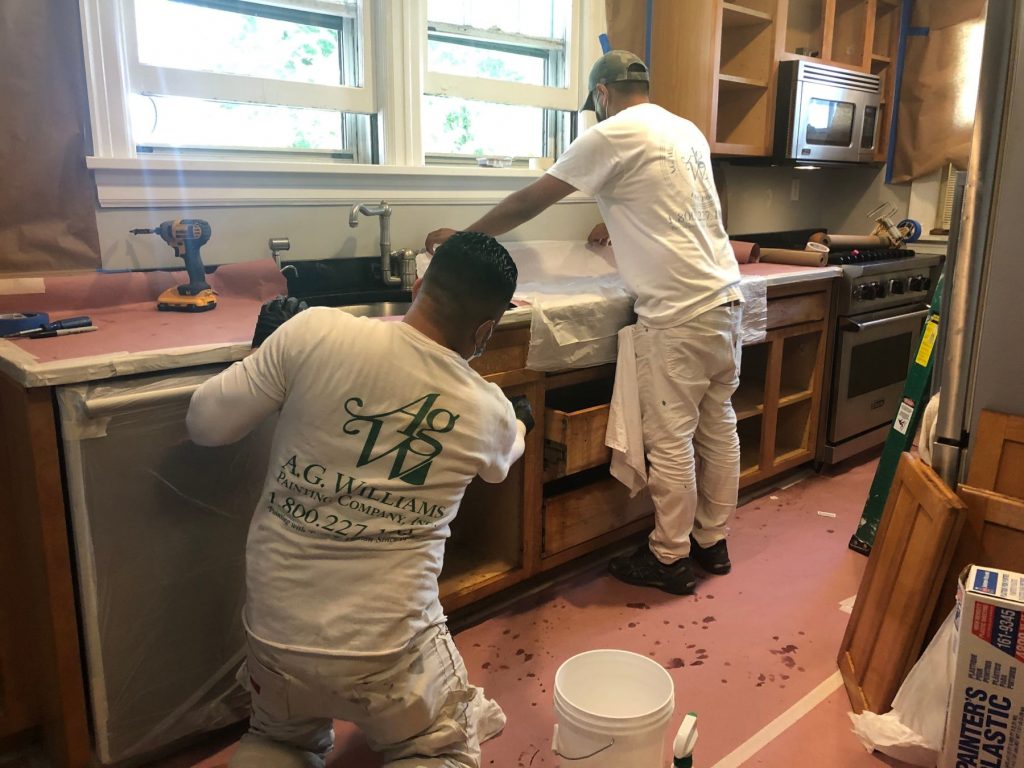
187, 307, 519, 656
548, 102, 742, 328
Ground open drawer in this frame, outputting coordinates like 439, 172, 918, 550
544, 378, 614, 481
543, 474, 652, 556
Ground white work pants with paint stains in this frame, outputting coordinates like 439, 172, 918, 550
635, 303, 742, 564
229, 624, 505, 768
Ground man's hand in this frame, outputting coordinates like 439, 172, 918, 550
425, 228, 459, 254
252, 295, 308, 348
587, 223, 611, 246
508, 394, 535, 435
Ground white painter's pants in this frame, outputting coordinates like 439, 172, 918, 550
634, 303, 742, 564
229, 624, 506, 768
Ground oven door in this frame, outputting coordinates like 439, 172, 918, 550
829, 306, 930, 444
794, 81, 879, 163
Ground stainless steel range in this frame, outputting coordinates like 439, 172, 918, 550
818, 247, 944, 464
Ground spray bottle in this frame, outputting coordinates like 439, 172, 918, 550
671, 712, 698, 767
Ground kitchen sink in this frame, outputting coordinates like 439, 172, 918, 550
336, 301, 412, 318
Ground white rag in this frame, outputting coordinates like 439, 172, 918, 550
606, 325, 647, 496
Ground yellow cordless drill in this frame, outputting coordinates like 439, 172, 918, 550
130, 219, 217, 312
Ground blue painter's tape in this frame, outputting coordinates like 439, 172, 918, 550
0, 312, 49, 336
599, 33, 611, 54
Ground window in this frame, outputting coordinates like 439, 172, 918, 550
423, 0, 578, 160
79, 0, 598, 205
128, 0, 369, 156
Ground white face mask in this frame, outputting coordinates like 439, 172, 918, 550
468, 322, 495, 361
594, 89, 607, 122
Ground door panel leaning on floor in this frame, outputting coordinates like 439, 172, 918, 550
634, 304, 743, 563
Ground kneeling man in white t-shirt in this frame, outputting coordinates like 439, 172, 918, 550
186, 232, 531, 768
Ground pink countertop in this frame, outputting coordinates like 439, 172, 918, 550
0, 260, 286, 387
738, 262, 843, 283
0, 259, 838, 388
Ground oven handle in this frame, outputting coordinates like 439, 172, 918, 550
841, 308, 930, 332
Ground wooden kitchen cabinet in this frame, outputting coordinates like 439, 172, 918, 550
737, 280, 832, 487
651, 0, 783, 156
778, 0, 902, 158
0, 375, 91, 767
650, 0, 901, 159
440, 327, 544, 612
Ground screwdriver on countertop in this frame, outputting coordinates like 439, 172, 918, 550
3, 315, 93, 337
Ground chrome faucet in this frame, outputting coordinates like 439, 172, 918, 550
348, 201, 402, 287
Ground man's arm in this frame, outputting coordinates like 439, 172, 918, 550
425, 174, 577, 253
187, 313, 300, 446
479, 421, 527, 483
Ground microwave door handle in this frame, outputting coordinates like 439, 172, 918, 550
842, 309, 930, 332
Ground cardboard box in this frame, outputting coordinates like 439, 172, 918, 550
940, 565, 1024, 768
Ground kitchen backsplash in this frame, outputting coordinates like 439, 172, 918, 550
94, 165, 910, 271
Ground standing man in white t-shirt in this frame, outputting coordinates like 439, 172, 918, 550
426, 51, 742, 596
186, 233, 533, 768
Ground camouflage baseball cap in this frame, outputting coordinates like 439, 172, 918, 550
581, 50, 650, 111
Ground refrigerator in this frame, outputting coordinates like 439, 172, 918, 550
930, 0, 1024, 485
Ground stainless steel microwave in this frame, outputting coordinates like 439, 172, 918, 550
774, 60, 882, 165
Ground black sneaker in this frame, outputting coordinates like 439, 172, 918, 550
689, 536, 731, 575
608, 546, 697, 595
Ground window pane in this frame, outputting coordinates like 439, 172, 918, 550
423, 96, 544, 157
427, 0, 569, 40
130, 94, 345, 151
427, 40, 547, 86
133, 0, 359, 86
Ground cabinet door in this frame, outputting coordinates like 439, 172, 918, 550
440, 377, 543, 611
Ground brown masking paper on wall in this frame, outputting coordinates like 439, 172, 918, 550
891, 0, 986, 183
0, 1, 101, 275
604, 0, 647, 58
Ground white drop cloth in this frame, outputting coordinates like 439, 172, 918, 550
605, 325, 647, 496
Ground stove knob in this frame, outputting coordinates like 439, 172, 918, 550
872, 281, 887, 298
862, 283, 878, 300
921, 276, 932, 292
908, 275, 923, 291
888, 278, 905, 294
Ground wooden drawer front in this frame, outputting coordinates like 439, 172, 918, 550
544, 404, 612, 480
766, 292, 827, 329
470, 327, 528, 376
544, 477, 651, 555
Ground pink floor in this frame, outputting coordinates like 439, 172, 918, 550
155, 458, 913, 768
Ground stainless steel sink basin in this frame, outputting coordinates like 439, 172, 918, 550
336, 301, 412, 318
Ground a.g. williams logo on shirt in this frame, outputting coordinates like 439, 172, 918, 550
343, 393, 459, 486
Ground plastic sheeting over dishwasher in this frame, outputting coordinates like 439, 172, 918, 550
57, 366, 275, 764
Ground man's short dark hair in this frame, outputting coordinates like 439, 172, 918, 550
422, 232, 518, 328
609, 78, 650, 99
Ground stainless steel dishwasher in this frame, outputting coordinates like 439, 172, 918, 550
57, 365, 276, 765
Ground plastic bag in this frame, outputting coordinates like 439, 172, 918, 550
848, 609, 957, 766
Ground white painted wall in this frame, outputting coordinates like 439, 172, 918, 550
93, 164, 912, 270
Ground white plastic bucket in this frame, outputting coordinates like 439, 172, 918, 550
552, 649, 675, 767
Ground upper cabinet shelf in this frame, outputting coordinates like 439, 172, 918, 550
723, 3, 773, 28
649, 0, 901, 160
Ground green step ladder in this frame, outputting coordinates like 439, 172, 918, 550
849, 273, 944, 555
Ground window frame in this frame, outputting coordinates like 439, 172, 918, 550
79, 0, 601, 207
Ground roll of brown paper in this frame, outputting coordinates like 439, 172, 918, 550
730, 240, 761, 264
822, 234, 889, 250
759, 248, 828, 267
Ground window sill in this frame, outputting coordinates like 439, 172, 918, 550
86, 156, 590, 208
